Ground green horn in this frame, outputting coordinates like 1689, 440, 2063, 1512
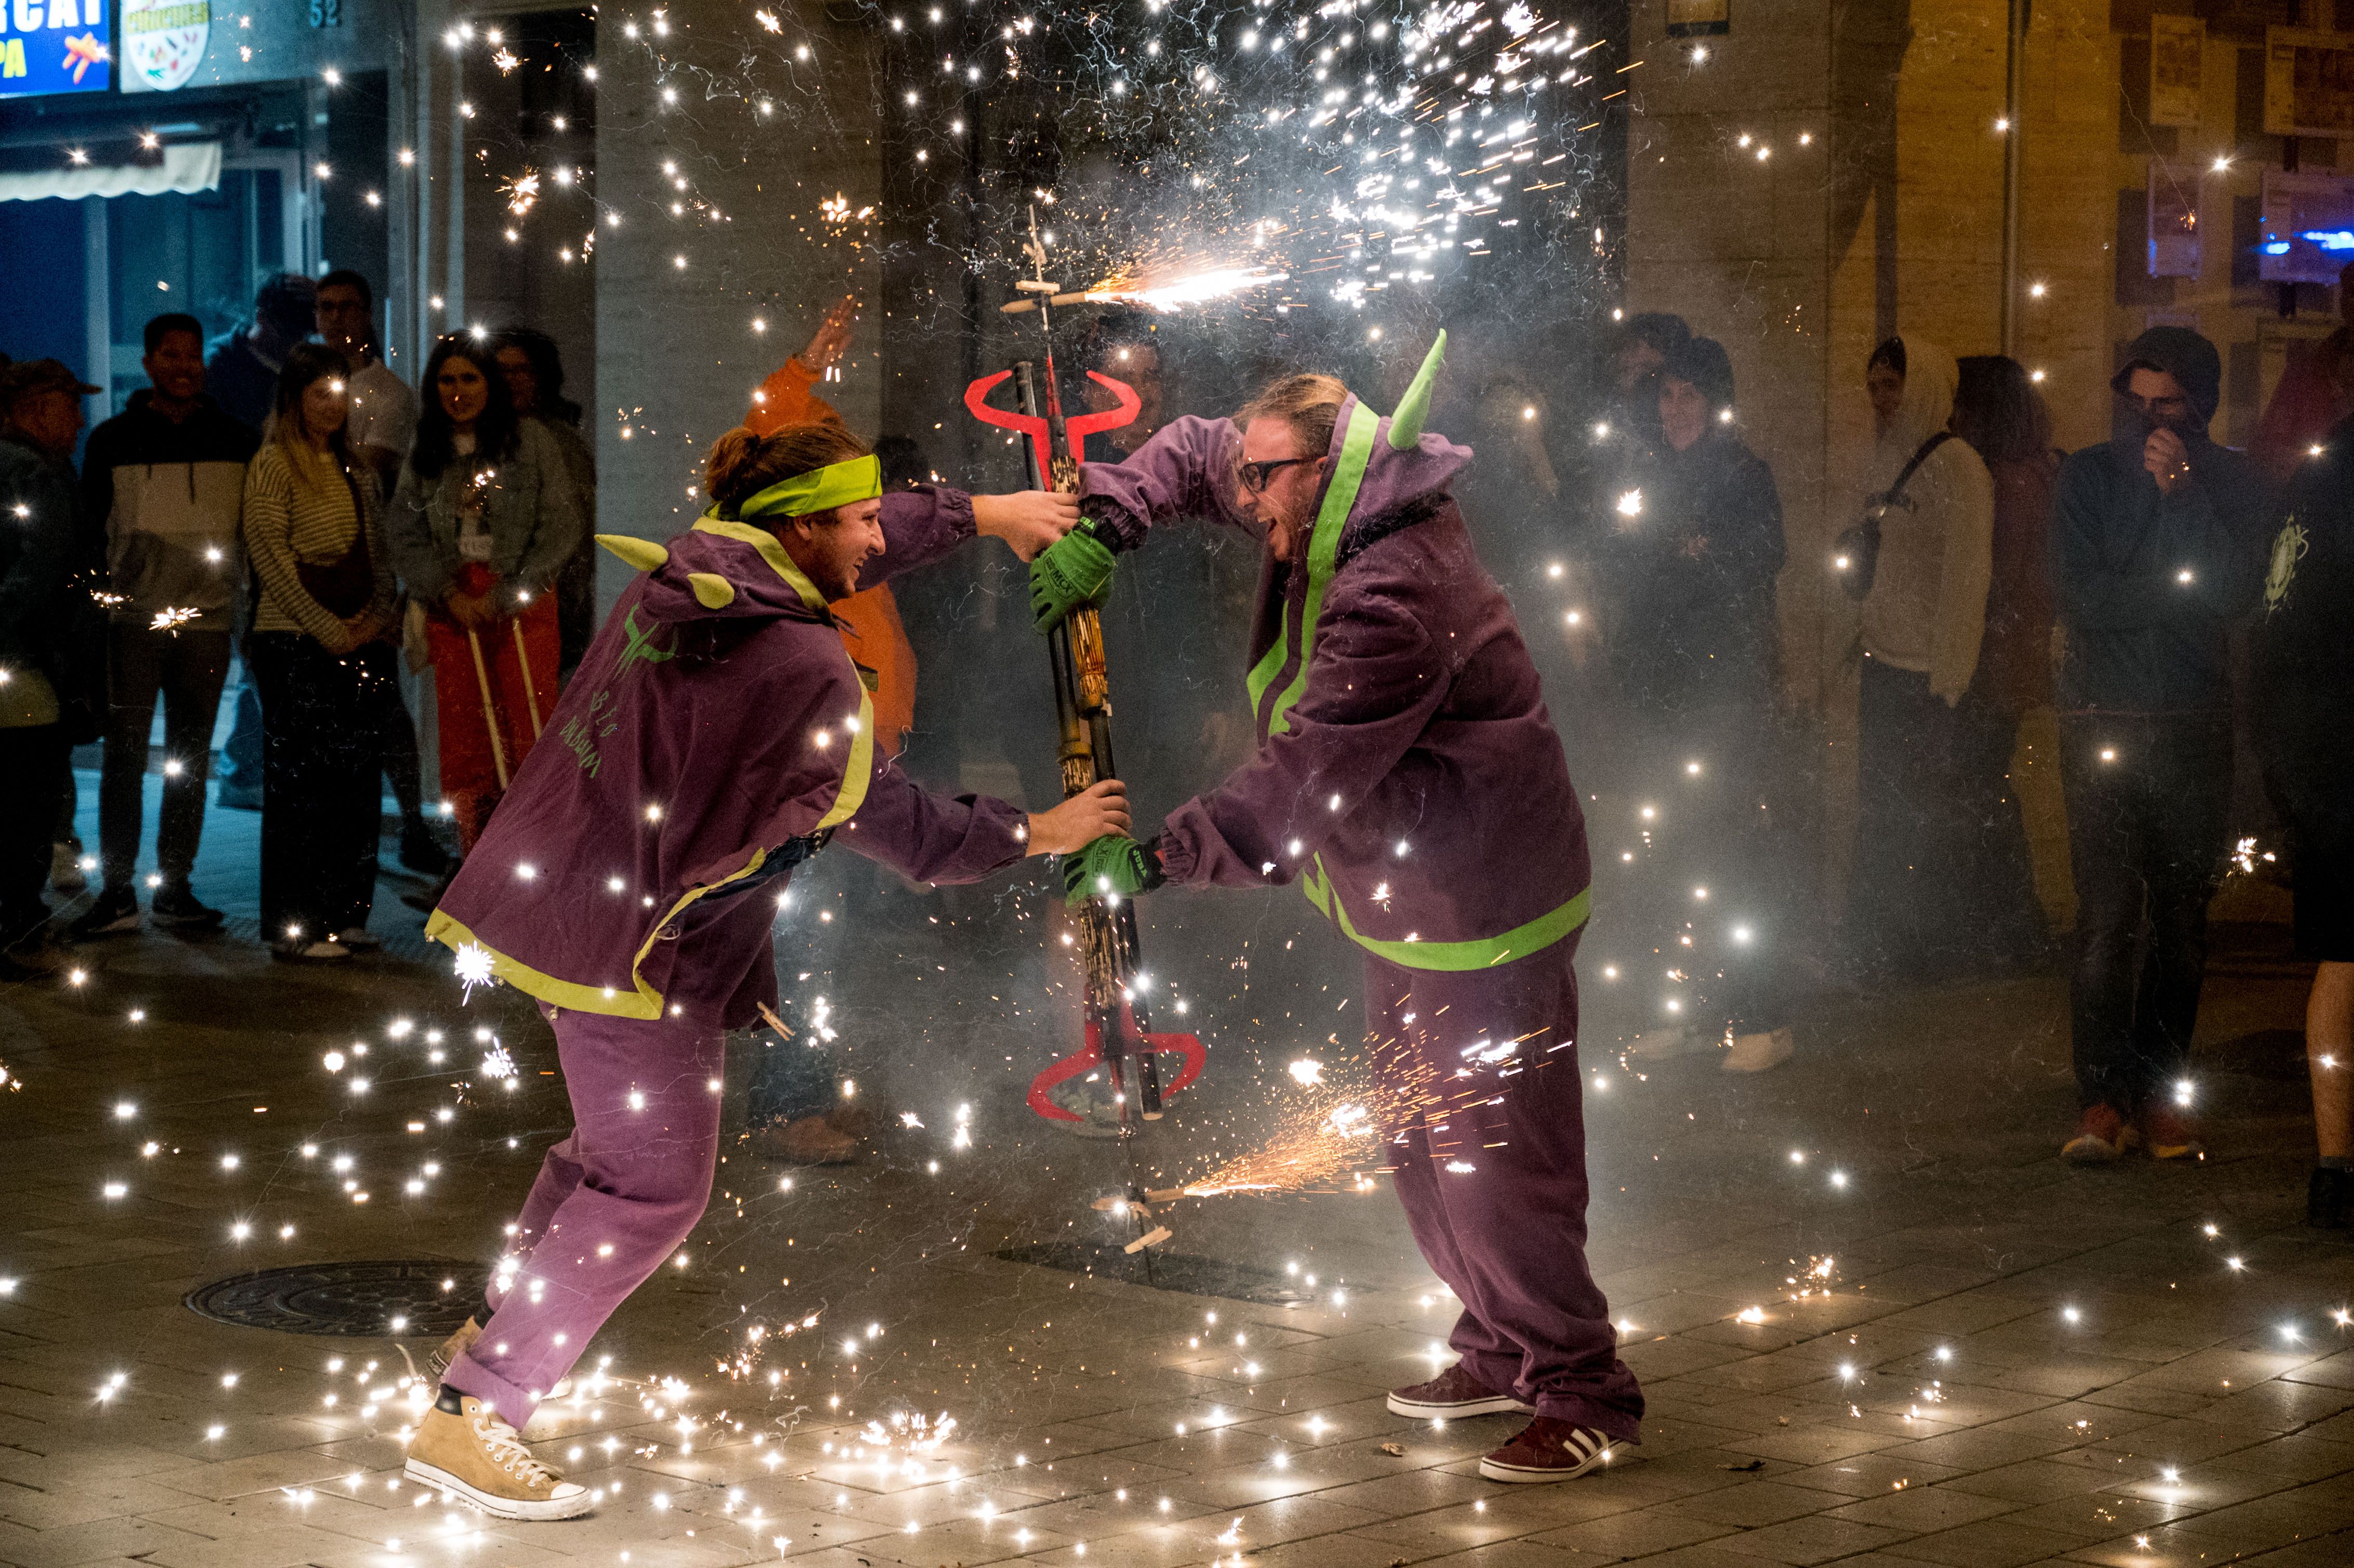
1387, 328, 1447, 450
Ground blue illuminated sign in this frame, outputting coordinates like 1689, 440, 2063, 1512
0, 0, 111, 98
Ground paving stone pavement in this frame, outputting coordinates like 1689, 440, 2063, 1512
3, 884, 2350, 1568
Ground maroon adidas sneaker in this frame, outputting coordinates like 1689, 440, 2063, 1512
1478, 1418, 1617, 1482
1385, 1362, 1534, 1419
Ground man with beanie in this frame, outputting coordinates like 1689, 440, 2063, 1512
69, 315, 257, 939
2052, 327, 2270, 1162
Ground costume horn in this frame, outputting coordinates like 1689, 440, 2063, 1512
1387, 329, 1447, 450
596, 534, 671, 573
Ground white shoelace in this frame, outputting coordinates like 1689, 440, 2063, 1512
472, 1410, 559, 1485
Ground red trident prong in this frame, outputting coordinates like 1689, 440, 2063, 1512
964, 370, 1142, 481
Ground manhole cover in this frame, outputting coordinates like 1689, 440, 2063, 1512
186, 1260, 487, 1338
994, 1241, 1314, 1305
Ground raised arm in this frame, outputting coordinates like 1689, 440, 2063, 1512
854, 486, 977, 591
1078, 415, 1260, 549
2049, 448, 2269, 632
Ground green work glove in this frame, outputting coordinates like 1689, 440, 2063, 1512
1062, 834, 1165, 907
1029, 522, 1117, 633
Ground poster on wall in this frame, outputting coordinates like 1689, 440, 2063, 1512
2151, 15, 2204, 128
2259, 168, 2354, 285
120, 0, 207, 93
2264, 27, 2354, 139
0, 0, 113, 99
2148, 163, 2202, 279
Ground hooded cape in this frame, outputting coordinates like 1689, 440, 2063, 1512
426, 489, 1028, 1023
1080, 395, 1591, 969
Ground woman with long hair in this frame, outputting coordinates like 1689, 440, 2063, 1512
1951, 354, 2062, 958
402, 420, 1120, 1518
387, 335, 582, 852
490, 328, 599, 676
239, 343, 400, 961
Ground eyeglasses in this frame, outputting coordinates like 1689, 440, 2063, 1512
1239, 455, 1318, 494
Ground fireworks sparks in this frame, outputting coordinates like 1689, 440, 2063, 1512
147, 607, 201, 633
1076, 265, 1292, 311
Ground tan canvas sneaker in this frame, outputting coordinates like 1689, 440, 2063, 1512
406, 1394, 593, 1520
427, 1316, 572, 1403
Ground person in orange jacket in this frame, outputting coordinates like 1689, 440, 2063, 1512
744, 297, 921, 756
739, 296, 1072, 1163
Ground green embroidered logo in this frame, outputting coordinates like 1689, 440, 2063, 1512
2265, 518, 2309, 616
616, 606, 676, 679
559, 607, 675, 779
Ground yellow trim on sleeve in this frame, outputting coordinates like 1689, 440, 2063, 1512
424, 844, 774, 1020
814, 688, 876, 830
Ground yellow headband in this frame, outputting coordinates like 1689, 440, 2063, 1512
733, 454, 882, 521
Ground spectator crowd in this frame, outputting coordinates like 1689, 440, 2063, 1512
2, 268, 588, 973
1, 269, 2347, 1218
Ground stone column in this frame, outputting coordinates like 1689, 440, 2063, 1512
592, 0, 884, 579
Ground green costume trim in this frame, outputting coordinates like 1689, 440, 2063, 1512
597, 533, 671, 573
1387, 329, 1446, 451
1301, 853, 1590, 970
691, 517, 829, 611
1245, 401, 1379, 738
423, 842, 767, 1021
736, 454, 882, 520
422, 688, 873, 1017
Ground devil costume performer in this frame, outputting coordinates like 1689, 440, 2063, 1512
422, 469, 1029, 1432
1047, 341, 1643, 1448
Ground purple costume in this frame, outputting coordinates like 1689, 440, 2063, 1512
426, 489, 1029, 1426
1082, 406, 1643, 1441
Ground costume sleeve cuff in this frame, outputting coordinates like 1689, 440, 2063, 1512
1147, 825, 1197, 885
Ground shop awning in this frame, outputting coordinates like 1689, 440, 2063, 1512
0, 141, 221, 204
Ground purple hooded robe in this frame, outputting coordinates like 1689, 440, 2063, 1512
425, 488, 1030, 1029
1080, 403, 1642, 1441
1081, 404, 1591, 956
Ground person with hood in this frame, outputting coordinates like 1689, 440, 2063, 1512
0, 359, 98, 981
2053, 326, 2270, 1163
1603, 335, 1794, 1072
2253, 409, 2354, 1226
1843, 337, 1997, 982
67, 315, 259, 939
1027, 337, 1645, 1483
403, 420, 1118, 1519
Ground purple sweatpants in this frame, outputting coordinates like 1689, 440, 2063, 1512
443, 1007, 725, 1428
1368, 940, 1645, 1442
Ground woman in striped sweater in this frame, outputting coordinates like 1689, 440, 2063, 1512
240, 343, 400, 961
